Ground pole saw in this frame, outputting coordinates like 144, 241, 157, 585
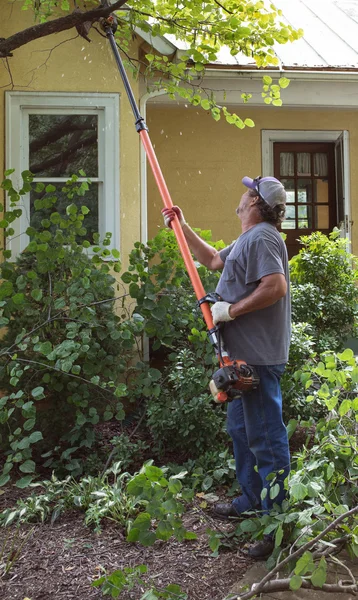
100, 16, 259, 403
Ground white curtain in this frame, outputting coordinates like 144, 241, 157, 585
297, 153, 311, 175
280, 152, 294, 176
314, 153, 328, 177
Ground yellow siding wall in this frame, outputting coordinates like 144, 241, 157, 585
147, 104, 358, 253
0, 1, 141, 267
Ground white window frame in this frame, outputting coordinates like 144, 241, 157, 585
261, 129, 351, 243
5, 92, 120, 257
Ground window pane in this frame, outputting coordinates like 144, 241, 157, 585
316, 205, 329, 229
30, 183, 99, 242
297, 153, 311, 176
314, 153, 328, 177
29, 115, 98, 178
281, 204, 296, 230
297, 179, 313, 203
280, 152, 294, 176
297, 205, 312, 229
281, 179, 295, 203
314, 178, 329, 204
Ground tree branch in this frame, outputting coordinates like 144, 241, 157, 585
246, 578, 358, 595
238, 505, 358, 600
0, 0, 128, 57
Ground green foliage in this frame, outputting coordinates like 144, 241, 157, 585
0, 173, 151, 484
146, 349, 226, 456
92, 564, 188, 599
0, 463, 138, 531
126, 462, 196, 546
174, 447, 237, 495
224, 349, 358, 586
16, 1, 303, 124
0, 461, 196, 546
290, 230, 358, 353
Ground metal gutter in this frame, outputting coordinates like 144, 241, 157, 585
201, 67, 358, 82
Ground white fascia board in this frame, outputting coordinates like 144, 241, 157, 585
146, 74, 358, 108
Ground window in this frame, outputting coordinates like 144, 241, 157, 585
273, 142, 336, 257
5, 92, 120, 256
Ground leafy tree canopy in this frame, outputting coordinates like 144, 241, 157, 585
1, 0, 303, 123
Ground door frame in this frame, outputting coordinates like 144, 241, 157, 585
261, 129, 351, 243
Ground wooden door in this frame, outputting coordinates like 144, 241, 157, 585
274, 142, 336, 258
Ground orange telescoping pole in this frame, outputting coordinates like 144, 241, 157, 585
139, 129, 214, 330
103, 22, 215, 332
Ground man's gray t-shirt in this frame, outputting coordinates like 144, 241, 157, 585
216, 222, 291, 366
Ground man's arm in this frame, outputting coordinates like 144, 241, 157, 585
229, 273, 287, 318
162, 206, 224, 271
181, 224, 224, 270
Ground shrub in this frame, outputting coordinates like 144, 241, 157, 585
145, 348, 227, 458
290, 230, 358, 353
0, 172, 149, 485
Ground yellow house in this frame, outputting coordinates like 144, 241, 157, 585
1, 0, 358, 262
145, 0, 358, 259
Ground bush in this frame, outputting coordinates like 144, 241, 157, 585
290, 230, 358, 353
146, 349, 226, 458
0, 172, 150, 485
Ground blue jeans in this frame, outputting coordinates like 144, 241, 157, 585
227, 364, 290, 514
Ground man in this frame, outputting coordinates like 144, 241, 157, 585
162, 176, 291, 559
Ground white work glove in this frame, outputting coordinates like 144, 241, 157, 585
161, 206, 186, 229
211, 301, 234, 325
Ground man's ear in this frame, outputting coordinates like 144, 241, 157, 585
249, 195, 259, 205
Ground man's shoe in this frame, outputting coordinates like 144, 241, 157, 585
248, 536, 274, 560
212, 503, 241, 519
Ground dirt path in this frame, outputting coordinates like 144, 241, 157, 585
0, 507, 253, 600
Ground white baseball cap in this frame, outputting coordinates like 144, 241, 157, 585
242, 176, 286, 208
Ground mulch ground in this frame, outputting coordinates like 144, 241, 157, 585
0, 425, 313, 600
0, 498, 253, 600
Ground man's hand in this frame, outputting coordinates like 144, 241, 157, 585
211, 301, 234, 325
161, 206, 186, 229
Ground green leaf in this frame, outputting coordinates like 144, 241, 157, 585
144, 465, 163, 481
240, 519, 258, 533
201, 99, 210, 110
131, 512, 151, 531
279, 76, 290, 88
31, 386, 45, 400
0, 474, 10, 487
290, 575, 303, 591
275, 524, 283, 547
31, 289, 43, 301
15, 475, 34, 488
295, 551, 314, 576
263, 75, 272, 84
29, 431, 43, 443
339, 399, 352, 416
291, 482, 308, 500
156, 520, 174, 541
311, 558, 327, 588
244, 118, 255, 127
23, 418, 36, 431
338, 348, 354, 361
12, 293, 25, 305
270, 483, 280, 499
138, 530, 156, 547
39, 342, 52, 356
20, 459, 36, 473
